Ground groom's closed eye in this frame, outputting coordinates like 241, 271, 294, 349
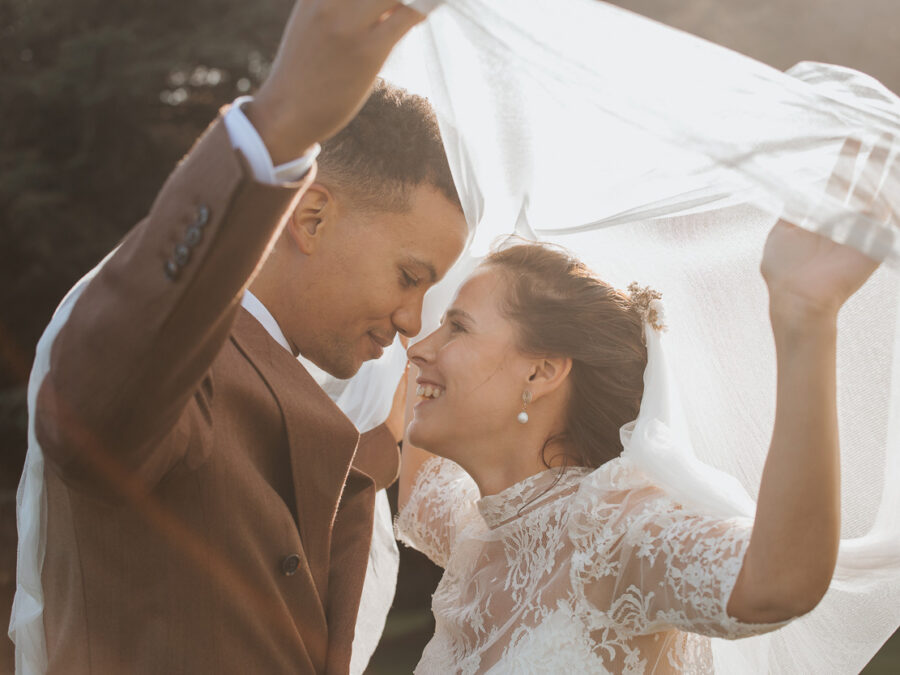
400, 255, 439, 285
400, 268, 421, 288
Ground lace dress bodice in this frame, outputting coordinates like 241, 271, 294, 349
395, 457, 788, 674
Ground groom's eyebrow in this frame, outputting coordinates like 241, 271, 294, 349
402, 255, 437, 283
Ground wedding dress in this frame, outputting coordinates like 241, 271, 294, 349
396, 456, 784, 674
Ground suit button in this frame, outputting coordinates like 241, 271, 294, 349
281, 554, 301, 576
164, 259, 180, 280
184, 225, 203, 246
173, 243, 191, 266
195, 204, 210, 227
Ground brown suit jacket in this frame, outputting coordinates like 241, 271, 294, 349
33, 113, 400, 674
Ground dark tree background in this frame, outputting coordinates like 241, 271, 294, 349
1, 0, 899, 672
0, 3, 450, 672
0, 0, 291, 469
0, 1, 293, 669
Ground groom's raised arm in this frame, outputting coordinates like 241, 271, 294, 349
34, 0, 424, 492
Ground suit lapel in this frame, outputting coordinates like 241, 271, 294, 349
324, 466, 375, 675
230, 309, 360, 606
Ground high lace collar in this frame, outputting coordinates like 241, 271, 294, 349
476, 465, 591, 529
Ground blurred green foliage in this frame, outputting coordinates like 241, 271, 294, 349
0, 0, 294, 464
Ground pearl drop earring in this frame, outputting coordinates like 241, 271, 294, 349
517, 390, 533, 424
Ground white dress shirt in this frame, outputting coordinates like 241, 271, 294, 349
222, 96, 320, 185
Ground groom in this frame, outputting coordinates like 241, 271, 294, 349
27, 1, 467, 673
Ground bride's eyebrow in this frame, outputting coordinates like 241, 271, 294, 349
446, 308, 475, 325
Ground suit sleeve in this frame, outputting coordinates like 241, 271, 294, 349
35, 112, 314, 492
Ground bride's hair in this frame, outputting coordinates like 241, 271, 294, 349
484, 241, 647, 469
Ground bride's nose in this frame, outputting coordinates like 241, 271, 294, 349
407, 329, 439, 367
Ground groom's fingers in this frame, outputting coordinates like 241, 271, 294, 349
251, 0, 428, 160
356, 0, 417, 24
373, 4, 426, 44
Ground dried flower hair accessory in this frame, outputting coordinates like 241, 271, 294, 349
627, 282, 667, 333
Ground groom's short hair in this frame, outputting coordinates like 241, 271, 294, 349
317, 79, 461, 212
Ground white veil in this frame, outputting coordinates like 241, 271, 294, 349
384, 0, 900, 671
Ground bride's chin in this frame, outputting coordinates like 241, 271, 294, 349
407, 423, 428, 449
407, 422, 441, 453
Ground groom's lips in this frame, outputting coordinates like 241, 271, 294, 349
366, 331, 393, 358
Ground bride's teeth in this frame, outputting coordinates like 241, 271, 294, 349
416, 384, 445, 399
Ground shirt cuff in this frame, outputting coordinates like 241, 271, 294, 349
223, 96, 321, 185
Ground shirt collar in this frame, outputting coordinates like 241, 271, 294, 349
241, 290, 292, 354
241, 290, 331, 386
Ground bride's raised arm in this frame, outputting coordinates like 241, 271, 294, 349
727, 139, 891, 624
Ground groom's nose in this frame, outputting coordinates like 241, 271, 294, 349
392, 296, 424, 338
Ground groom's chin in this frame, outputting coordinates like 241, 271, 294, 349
327, 359, 363, 381
311, 350, 363, 381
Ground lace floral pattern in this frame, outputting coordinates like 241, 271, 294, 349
395, 457, 789, 674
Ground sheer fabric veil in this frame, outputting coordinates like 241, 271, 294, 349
384, 0, 900, 672
10, 1, 900, 673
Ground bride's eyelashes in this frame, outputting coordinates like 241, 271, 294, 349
438, 317, 467, 334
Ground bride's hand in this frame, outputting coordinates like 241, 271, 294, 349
762, 220, 879, 320
761, 137, 895, 320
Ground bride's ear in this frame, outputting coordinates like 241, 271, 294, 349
528, 356, 572, 399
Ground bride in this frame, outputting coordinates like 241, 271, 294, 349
394, 141, 887, 673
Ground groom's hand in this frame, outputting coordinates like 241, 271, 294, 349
245, 0, 425, 166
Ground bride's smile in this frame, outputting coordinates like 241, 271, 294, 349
405, 255, 585, 497
407, 267, 538, 459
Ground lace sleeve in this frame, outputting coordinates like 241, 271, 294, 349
394, 456, 479, 568
572, 487, 791, 640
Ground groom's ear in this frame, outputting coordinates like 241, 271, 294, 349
286, 184, 334, 255
528, 356, 572, 399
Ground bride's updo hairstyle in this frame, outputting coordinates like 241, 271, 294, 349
484, 242, 648, 469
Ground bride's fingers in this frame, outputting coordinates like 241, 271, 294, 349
852, 133, 892, 213
878, 149, 900, 226
826, 137, 861, 204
